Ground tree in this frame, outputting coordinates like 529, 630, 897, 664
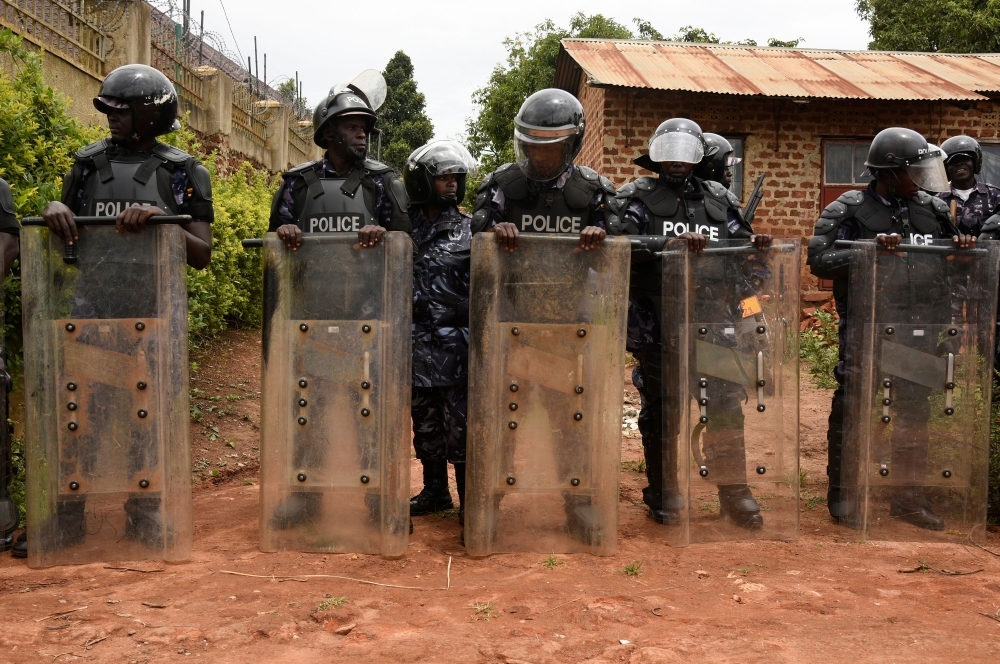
633, 18, 663, 41
378, 51, 433, 171
856, 0, 1000, 52
673, 25, 721, 43
467, 13, 634, 173
276, 78, 308, 117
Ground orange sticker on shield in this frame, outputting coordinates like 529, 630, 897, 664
740, 296, 763, 318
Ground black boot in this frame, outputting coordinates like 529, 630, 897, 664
11, 531, 25, 558
719, 485, 763, 530
643, 485, 685, 525
410, 459, 453, 515
1, 416, 18, 552
453, 463, 466, 526
890, 488, 945, 531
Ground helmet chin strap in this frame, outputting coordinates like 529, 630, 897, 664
333, 131, 366, 162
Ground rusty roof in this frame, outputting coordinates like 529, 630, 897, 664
555, 39, 1000, 101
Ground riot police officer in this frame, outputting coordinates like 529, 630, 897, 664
0, 177, 17, 554
807, 127, 972, 529
694, 133, 741, 190
938, 135, 1000, 235
472, 88, 617, 249
615, 118, 772, 529
404, 141, 476, 528
16, 64, 215, 559
268, 78, 409, 247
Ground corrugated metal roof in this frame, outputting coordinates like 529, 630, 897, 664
556, 39, 1000, 101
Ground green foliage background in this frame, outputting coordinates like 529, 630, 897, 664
378, 51, 434, 171
856, 0, 1000, 52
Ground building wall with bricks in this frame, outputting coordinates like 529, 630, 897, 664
573, 81, 1000, 295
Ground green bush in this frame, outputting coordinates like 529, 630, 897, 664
161, 121, 276, 342
800, 307, 840, 390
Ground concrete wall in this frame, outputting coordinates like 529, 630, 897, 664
575, 82, 998, 295
0, 1, 319, 173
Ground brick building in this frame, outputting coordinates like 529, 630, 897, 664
555, 40, 1000, 295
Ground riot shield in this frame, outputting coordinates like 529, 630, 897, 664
258, 233, 411, 557
663, 239, 800, 546
841, 239, 999, 543
22, 224, 191, 568
465, 234, 630, 557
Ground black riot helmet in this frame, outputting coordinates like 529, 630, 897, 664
404, 140, 478, 206
93, 64, 179, 140
694, 133, 741, 185
312, 87, 378, 149
941, 134, 983, 174
865, 127, 949, 193
634, 118, 713, 172
513, 88, 585, 181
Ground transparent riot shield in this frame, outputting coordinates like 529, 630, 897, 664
842, 239, 999, 543
22, 224, 191, 568
258, 233, 411, 557
465, 234, 630, 557
663, 239, 800, 546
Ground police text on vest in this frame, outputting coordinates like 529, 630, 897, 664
94, 200, 154, 216
661, 221, 720, 242
308, 214, 364, 233
521, 214, 582, 233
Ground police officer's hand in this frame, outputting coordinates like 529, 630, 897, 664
358, 224, 386, 248
276, 224, 303, 251
876, 233, 902, 251
678, 231, 708, 253
953, 233, 977, 250
579, 226, 606, 251
117, 205, 166, 233
493, 222, 519, 253
42, 201, 79, 245
750, 234, 773, 250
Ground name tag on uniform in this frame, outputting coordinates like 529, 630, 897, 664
520, 214, 582, 233
306, 214, 367, 233
94, 200, 155, 216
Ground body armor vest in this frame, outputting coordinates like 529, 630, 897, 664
850, 193, 947, 244
628, 178, 745, 293
80, 143, 182, 217
496, 165, 598, 233
283, 159, 403, 234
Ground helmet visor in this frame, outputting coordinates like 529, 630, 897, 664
409, 141, 478, 177
649, 132, 705, 164
906, 149, 949, 193
514, 135, 574, 181
724, 153, 742, 167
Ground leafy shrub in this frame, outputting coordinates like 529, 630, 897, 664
800, 306, 840, 390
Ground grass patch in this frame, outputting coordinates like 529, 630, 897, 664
317, 596, 347, 611
804, 495, 826, 511
471, 602, 496, 621
543, 554, 564, 570
800, 307, 839, 390
622, 560, 643, 576
621, 459, 646, 473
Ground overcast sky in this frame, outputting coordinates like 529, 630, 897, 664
185, 0, 872, 140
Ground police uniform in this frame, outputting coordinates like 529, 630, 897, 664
615, 174, 754, 519
938, 182, 1000, 235
807, 182, 958, 520
410, 205, 472, 466
471, 163, 617, 233
269, 157, 409, 233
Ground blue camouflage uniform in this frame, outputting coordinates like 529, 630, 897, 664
937, 181, 1000, 236
410, 205, 472, 464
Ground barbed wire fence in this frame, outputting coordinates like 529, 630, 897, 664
145, 0, 311, 130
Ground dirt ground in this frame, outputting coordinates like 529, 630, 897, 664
2, 330, 1000, 663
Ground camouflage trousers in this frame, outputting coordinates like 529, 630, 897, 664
411, 385, 467, 464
